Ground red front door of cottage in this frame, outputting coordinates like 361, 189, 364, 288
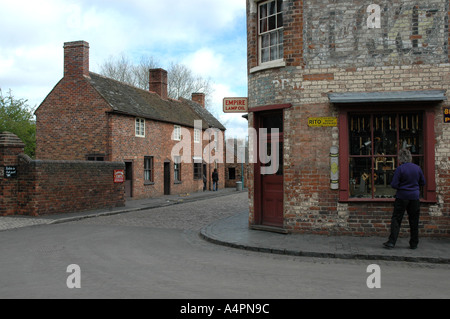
255, 111, 284, 228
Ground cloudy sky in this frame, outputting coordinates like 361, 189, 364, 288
0, 0, 248, 138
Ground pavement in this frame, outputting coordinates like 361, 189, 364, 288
1, 188, 449, 264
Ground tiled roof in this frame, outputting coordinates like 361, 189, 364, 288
180, 97, 226, 130
88, 72, 223, 130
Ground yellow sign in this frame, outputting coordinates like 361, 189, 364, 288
308, 117, 338, 127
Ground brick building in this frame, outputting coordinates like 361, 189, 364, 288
35, 41, 226, 199
246, 0, 450, 237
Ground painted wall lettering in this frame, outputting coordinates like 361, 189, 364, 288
304, 1, 447, 68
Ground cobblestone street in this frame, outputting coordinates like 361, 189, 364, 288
71, 191, 249, 231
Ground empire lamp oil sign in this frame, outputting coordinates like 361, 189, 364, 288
223, 98, 248, 113
308, 117, 338, 127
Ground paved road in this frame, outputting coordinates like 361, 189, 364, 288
0, 192, 449, 299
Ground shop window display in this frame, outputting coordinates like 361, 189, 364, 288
348, 113, 424, 199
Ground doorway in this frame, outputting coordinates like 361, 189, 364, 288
164, 161, 171, 195
255, 111, 284, 228
124, 161, 133, 198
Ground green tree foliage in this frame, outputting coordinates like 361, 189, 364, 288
0, 89, 36, 158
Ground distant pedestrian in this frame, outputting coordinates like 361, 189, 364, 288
203, 173, 207, 191
383, 149, 425, 250
212, 169, 219, 191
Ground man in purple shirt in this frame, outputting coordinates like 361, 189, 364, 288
384, 149, 426, 250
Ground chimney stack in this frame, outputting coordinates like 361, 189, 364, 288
192, 93, 206, 108
64, 41, 90, 78
149, 69, 168, 100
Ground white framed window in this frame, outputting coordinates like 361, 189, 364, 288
258, 0, 284, 64
173, 125, 181, 141
135, 118, 145, 137
194, 128, 201, 144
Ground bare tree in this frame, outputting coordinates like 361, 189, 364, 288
98, 54, 215, 109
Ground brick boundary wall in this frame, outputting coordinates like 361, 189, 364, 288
1, 132, 125, 216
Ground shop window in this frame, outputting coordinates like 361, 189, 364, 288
258, 0, 283, 64
340, 109, 435, 202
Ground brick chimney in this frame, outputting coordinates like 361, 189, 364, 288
149, 68, 168, 100
64, 41, 90, 78
192, 93, 206, 108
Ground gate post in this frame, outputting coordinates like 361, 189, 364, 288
0, 132, 25, 216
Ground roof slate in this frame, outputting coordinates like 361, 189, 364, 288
87, 72, 224, 130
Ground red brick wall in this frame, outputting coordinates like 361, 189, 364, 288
17, 155, 125, 216
1, 133, 125, 216
0, 135, 24, 216
35, 77, 110, 161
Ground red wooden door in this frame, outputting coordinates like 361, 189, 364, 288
261, 174, 283, 227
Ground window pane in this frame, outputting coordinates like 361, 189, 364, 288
262, 34, 270, 48
349, 157, 373, 198
261, 48, 270, 63
399, 113, 423, 155
277, 0, 283, 13
278, 44, 284, 60
268, 15, 276, 31
260, 3, 267, 18
373, 115, 397, 156
349, 114, 372, 155
260, 17, 268, 33
270, 47, 277, 60
277, 12, 283, 28
270, 30, 278, 46
374, 156, 396, 199
269, 1, 276, 15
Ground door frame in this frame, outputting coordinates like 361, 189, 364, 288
251, 104, 291, 228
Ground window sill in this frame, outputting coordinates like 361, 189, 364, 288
144, 181, 155, 186
174, 181, 182, 184
339, 198, 436, 204
250, 60, 286, 74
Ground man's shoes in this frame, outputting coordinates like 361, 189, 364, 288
410, 245, 418, 250
383, 242, 395, 249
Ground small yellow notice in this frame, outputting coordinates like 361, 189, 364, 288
308, 117, 338, 127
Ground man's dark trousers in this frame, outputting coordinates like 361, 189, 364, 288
388, 198, 421, 247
